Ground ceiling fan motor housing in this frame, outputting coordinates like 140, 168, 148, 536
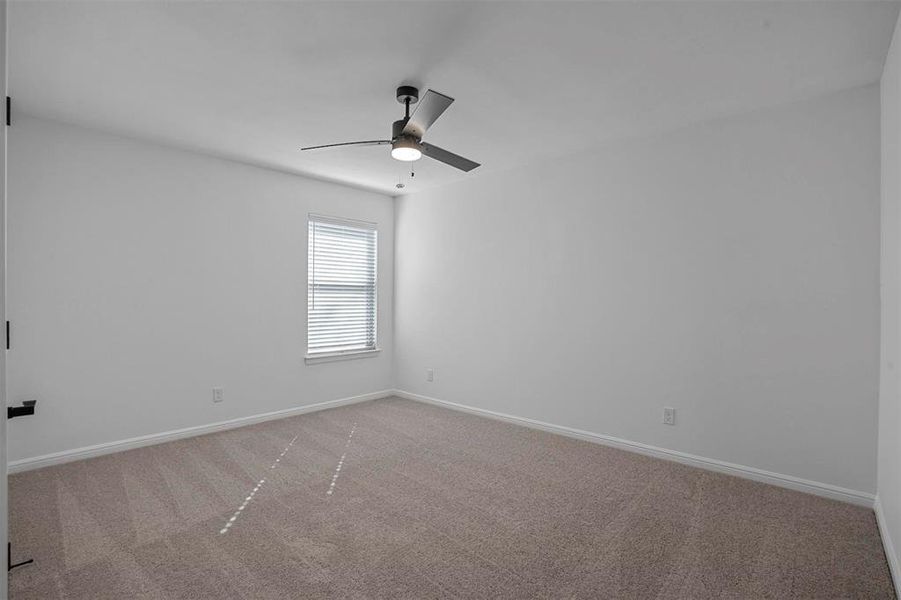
392, 119, 421, 143
392, 119, 406, 140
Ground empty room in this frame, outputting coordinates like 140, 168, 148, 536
2, 0, 901, 598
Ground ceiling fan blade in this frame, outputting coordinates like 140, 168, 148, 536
403, 90, 454, 138
301, 140, 390, 151
421, 143, 480, 172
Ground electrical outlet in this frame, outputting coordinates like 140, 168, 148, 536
212, 387, 224, 403
663, 407, 675, 425
426, 368, 434, 382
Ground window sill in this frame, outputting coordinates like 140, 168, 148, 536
304, 348, 381, 365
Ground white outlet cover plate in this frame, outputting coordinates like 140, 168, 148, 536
663, 407, 675, 425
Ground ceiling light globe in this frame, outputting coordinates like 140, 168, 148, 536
391, 147, 422, 161
391, 136, 422, 161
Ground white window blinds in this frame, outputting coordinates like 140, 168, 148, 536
307, 216, 378, 356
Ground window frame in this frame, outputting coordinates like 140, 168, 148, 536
305, 214, 379, 364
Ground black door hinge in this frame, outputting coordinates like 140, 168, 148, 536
5, 320, 8, 350
8, 400, 35, 419
6, 96, 10, 127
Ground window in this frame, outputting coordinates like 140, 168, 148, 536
307, 216, 378, 360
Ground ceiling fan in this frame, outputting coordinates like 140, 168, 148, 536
300, 86, 480, 172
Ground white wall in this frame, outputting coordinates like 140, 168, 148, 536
6, 116, 394, 462
878, 9, 901, 587
395, 85, 880, 495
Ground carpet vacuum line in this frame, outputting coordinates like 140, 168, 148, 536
219, 434, 299, 535
327, 423, 357, 497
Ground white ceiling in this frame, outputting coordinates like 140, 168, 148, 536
10, 0, 901, 196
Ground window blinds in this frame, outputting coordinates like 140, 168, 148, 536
307, 216, 378, 356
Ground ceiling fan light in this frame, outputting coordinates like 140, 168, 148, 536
391, 147, 422, 161
391, 137, 422, 161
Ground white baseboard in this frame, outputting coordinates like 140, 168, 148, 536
393, 389, 875, 508
7, 389, 394, 474
875, 496, 901, 597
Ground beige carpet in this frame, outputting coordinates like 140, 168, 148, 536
7, 397, 895, 599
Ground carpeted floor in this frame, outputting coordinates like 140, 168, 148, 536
7, 397, 895, 599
